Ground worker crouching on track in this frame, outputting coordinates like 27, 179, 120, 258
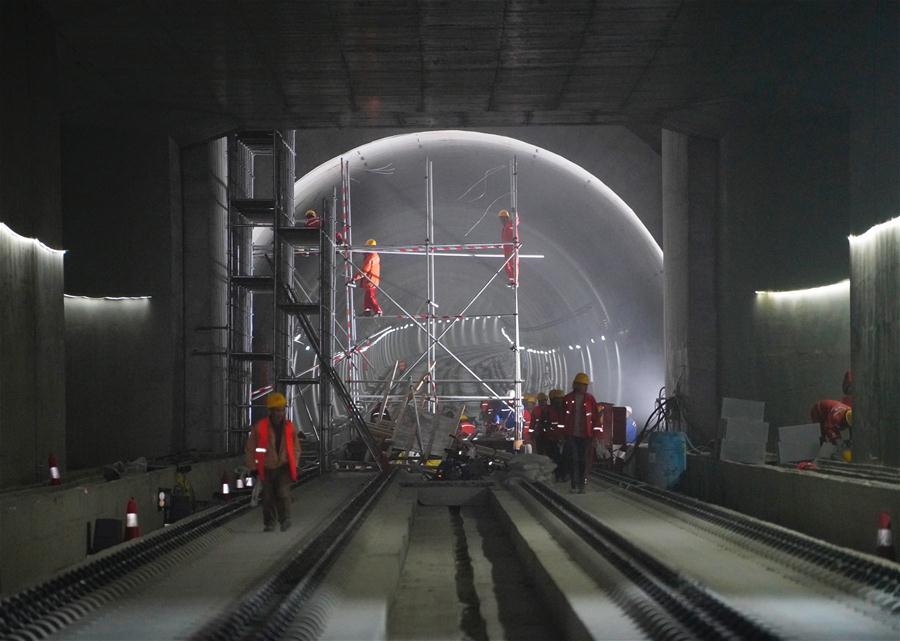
811, 399, 853, 461
352, 239, 382, 316
563, 373, 601, 494
245, 392, 304, 532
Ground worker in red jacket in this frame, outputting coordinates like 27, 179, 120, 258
563, 373, 601, 493
244, 392, 304, 532
352, 239, 382, 316
521, 394, 536, 452
305, 208, 345, 245
811, 399, 853, 447
528, 392, 550, 455
498, 209, 518, 287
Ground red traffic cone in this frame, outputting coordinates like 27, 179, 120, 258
876, 511, 895, 561
48, 453, 61, 486
221, 471, 231, 500
124, 497, 141, 540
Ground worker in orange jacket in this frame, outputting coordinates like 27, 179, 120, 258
352, 239, 382, 316
245, 392, 304, 532
563, 373, 601, 493
498, 209, 518, 287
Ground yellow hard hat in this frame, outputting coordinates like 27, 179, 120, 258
841, 448, 853, 463
304, 209, 317, 218
266, 392, 287, 409
498, 209, 510, 218
366, 239, 377, 246
536, 392, 548, 402
573, 372, 590, 386
459, 414, 469, 421
549, 389, 564, 400
845, 409, 853, 426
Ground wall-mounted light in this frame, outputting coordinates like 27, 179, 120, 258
65, 295, 152, 301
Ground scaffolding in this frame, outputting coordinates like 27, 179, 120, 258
331, 157, 527, 443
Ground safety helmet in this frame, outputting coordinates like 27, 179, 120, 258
523, 394, 537, 404
366, 239, 377, 246
459, 414, 469, 421
536, 392, 548, 402
498, 209, 510, 218
548, 389, 564, 400
266, 392, 287, 409
304, 209, 317, 218
573, 372, 590, 386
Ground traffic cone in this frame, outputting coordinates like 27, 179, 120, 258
124, 497, 141, 540
221, 471, 231, 501
876, 511, 895, 561
48, 453, 61, 486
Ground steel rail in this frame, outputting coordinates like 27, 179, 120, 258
591, 468, 900, 614
521, 480, 782, 641
0, 468, 320, 641
190, 470, 394, 641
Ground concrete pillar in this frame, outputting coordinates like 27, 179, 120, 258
662, 130, 719, 443
182, 138, 229, 454
850, 218, 900, 465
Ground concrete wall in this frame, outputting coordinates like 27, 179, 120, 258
753, 283, 850, 436
62, 127, 185, 469
0, 0, 61, 247
182, 138, 229, 455
851, 219, 900, 465
0, 226, 66, 487
0, 455, 242, 596
682, 454, 900, 556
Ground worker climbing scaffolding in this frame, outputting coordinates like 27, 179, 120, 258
352, 239, 382, 316
498, 208, 519, 287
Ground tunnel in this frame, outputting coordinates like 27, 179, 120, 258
284, 130, 663, 426
2, 2, 899, 639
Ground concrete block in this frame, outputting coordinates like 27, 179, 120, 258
721, 418, 769, 443
721, 397, 765, 421
719, 438, 767, 464
778, 423, 821, 463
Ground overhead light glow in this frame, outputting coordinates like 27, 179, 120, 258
848, 215, 900, 245
0, 222, 66, 255
601, 335, 606, 341
754, 280, 849, 300
65, 295, 152, 301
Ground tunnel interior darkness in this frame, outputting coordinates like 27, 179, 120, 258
284, 131, 663, 424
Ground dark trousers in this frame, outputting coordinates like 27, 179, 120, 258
262, 464, 292, 526
570, 437, 589, 489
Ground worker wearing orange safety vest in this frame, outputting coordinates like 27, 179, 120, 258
352, 239, 382, 316
563, 373, 601, 494
245, 392, 303, 532
498, 209, 518, 287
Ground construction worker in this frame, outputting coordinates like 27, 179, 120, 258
245, 392, 304, 532
498, 209, 518, 287
305, 208, 345, 245
457, 414, 477, 439
811, 399, 853, 458
352, 239, 382, 316
545, 389, 567, 480
563, 373, 601, 493
529, 392, 551, 456
521, 394, 537, 452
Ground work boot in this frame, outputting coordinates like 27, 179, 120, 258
280, 519, 292, 532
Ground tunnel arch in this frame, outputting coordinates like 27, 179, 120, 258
292, 130, 663, 422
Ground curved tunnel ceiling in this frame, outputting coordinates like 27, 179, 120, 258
293, 131, 663, 421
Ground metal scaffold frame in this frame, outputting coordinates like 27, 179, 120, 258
332, 156, 526, 443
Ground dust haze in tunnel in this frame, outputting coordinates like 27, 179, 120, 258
293, 131, 663, 425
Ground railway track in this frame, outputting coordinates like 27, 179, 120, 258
0, 467, 320, 641
592, 468, 900, 615
803, 459, 900, 485
521, 480, 781, 641
190, 470, 394, 641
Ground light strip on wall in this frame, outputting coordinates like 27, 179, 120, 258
754, 279, 849, 300
0, 222, 66, 255
64, 295, 152, 301
848, 215, 900, 245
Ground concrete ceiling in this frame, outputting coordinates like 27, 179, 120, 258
42, 0, 863, 143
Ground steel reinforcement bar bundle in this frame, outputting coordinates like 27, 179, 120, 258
521, 480, 782, 641
190, 470, 394, 641
0, 468, 320, 641
592, 468, 900, 615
